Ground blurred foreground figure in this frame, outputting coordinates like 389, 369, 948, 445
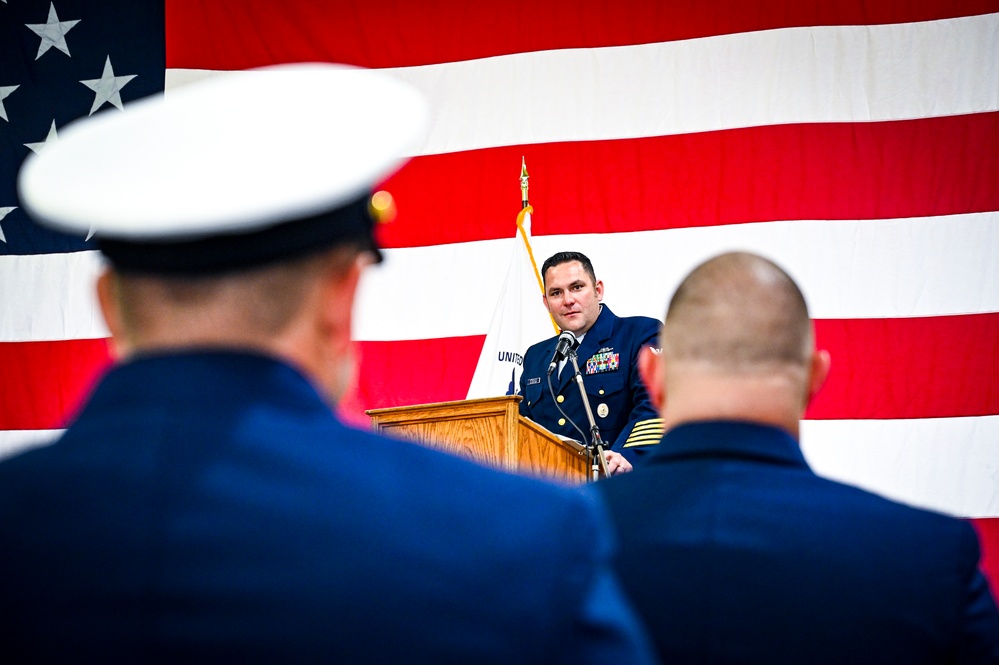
0, 64, 655, 664
593, 251, 999, 664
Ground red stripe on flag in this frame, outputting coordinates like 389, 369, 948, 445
336, 312, 999, 421
376, 113, 999, 248
5, 312, 996, 429
0, 339, 112, 431
809, 313, 999, 420
349, 336, 485, 416
165, 0, 999, 69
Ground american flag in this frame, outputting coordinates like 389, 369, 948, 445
2, 1, 997, 593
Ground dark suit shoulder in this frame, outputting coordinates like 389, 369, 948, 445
808, 472, 981, 556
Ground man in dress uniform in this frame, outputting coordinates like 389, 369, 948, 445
519, 251, 663, 470
0, 64, 655, 664
593, 251, 999, 663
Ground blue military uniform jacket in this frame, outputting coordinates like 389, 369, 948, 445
518, 306, 662, 462
595, 420, 999, 664
0, 351, 655, 664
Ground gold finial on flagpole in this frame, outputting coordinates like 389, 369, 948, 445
520, 156, 529, 209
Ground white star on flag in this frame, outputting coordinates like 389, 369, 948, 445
25, 2, 81, 60
24, 120, 59, 154
80, 56, 137, 115
0, 85, 18, 122
0, 207, 17, 244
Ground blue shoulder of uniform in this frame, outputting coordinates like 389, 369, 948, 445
619, 315, 661, 344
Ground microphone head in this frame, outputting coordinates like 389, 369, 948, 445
548, 330, 579, 375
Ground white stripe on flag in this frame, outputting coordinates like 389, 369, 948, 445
167, 14, 999, 156
801, 416, 999, 519
10, 213, 997, 343
354, 213, 999, 342
1, 251, 107, 342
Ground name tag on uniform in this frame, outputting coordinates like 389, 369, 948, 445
586, 351, 620, 374
526, 377, 542, 386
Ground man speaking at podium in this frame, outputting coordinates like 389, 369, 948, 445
518, 252, 663, 472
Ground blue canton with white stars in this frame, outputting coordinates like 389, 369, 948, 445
0, 0, 164, 254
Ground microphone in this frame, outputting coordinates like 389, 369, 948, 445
547, 330, 578, 375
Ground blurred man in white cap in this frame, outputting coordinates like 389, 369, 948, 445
0, 64, 655, 664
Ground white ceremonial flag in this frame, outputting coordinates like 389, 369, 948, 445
466, 207, 556, 399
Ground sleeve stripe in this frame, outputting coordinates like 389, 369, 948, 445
629, 419, 665, 433
623, 434, 663, 448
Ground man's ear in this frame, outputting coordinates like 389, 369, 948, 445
806, 349, 831, 407
594, 279, 604, 302
317, 253, 367, 354
638, 345, 665, 413
95, 269, 130, 359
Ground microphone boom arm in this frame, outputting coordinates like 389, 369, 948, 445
566, 349, 612, 481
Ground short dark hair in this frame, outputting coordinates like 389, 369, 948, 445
541, 251, 597, 287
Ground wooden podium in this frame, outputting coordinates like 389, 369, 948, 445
367, 395, 589, 484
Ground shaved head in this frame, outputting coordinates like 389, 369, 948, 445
646, 251, 829, 438
663, 252, 812, 373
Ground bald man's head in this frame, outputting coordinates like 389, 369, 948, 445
663, 253, 812, 373
648, 252, 828, 436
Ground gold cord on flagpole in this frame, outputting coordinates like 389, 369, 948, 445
518, 158, 559, 333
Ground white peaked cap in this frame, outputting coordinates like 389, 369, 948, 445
17, 63, 428, 274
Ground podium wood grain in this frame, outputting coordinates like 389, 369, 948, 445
367, 396, 588, 484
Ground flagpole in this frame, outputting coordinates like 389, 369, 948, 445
520, 156, 529, 209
